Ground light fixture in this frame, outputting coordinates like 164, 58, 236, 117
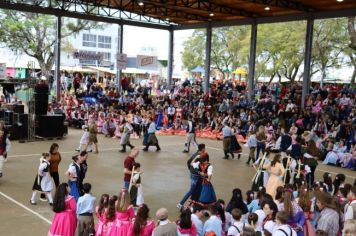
138, 1, 144, 6
336, 0, 344, 2
165, 18, 170, 21
209, 12, 214, 17
264, 6, 270, 11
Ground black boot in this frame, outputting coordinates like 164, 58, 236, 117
223, 151, 229, 159
156, 144, 161, 152
128, 143, 135, 149
119, 145, 126, 152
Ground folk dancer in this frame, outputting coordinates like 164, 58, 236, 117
119, 119, 135, 153
30, 153, 53, 205
183, 115, 198, 153
222, 122, 234, 159
143, 117, 161, 152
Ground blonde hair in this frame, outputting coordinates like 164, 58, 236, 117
344, 219, 356, 236
116, 189, 131, 212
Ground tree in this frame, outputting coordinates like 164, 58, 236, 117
311, 18, 348, 86
0, 10, 99, 76
346, 17, 356, 87
181, 26, 250, 78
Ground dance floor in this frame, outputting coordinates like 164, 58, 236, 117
0, 129, 355, 235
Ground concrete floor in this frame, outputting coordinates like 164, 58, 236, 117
0, 129, 355, 235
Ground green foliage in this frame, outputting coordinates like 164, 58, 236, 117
181, 18, 355, 83
0, 10, 99, 75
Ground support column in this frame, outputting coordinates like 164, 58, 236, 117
248, 21, 257, 100
55, 15, 61, 101
116, 24, 124, 93
167, 27, 174, 90
302, 17, 314, 109
204, 22, 212, 93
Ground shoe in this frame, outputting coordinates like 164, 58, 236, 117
94, 151, 99, 154
156, 148, 161, 152
119, 150, 126, 153
143, 148, 148, 152
30, 200, 37, 205
0, 172, 2, 177
177, 203, 182, 210
182, 150, 189, 153
49, 202, 53, 206
222, 157, 229, 160
238, 154, 241, 160
245, 162, 250, 165
39, 197, 47, 202
88, 150, 93, 152
75, 148, 80, 152
130, 146, 135, 149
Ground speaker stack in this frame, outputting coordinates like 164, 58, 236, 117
34, 84, 49, 115
37, 114, 64, 138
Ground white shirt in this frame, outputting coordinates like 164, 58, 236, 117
191, 214, 203, 236
192, 162, 213, 176
344, 200, 356, 221
273, 224, 297, 236
68, 162, 80, 178
227, 221, 245, 235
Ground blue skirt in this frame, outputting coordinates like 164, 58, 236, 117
68, 180, 80, 202
142, 133, 149, 145
198, 182, 217, 204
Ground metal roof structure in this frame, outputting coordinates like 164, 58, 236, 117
0, 0, 355, 30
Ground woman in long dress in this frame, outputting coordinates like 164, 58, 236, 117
48, 183, 77, 236
30, 153, 53, 205
265, 154, 285, 199
65, 155, 82, 202
193, 152, 217, 206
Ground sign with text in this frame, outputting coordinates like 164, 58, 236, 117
0, 63, 6, 79
73, 51, 103, 61
117, 53, 128, 70
136, 55, 157, 70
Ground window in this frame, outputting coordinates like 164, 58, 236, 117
98, 35, 111, 48
101, 52, 111, 61
82, 34, 96, 47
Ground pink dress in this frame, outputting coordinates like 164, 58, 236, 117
107, 206, 135, 236
95, 208, 108, 236
48, 196, 77, 236
128, 220, 155, 236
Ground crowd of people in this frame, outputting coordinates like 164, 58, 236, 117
1, 72, 356, 236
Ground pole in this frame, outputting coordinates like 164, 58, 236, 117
167, 27, 174, 90
116, 24, 124, 93
55, 15, 61, 102
248, 20, 257, 100
204, 22, 212, 93
302, 17, 314, 109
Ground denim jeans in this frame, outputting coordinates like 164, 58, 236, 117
256, 142, 265, 161
124, 181, 130, 189
179, 174, 201, 205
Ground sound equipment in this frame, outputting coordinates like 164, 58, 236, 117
4, 111, 13, 125
35, 84, 49, 115
37, 114, 64, 137
13, 104, 24, 114
18, 113, 29, 139
0, 108, 6, 120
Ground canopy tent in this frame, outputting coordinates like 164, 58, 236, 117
191, 65, 205, 73
86, 66, 116, 75
61, 66, 96, 73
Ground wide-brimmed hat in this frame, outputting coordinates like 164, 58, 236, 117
315, 191, 336, 209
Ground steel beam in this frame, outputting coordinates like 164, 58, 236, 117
0, 1, 170, 30
302, 17, 314, 109
244, 0, 315, 12
248, 21, 257, 101
167, 27, 174, 89
204, 22, 212, 93
55, 15, 61, 102
116, 24, 124, 94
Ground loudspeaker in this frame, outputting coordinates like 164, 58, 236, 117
9, 123, 22, 140
37, 114, 64, 137
4, 111, 13, 125
0, 109, 6, 119
19, 113, 29, 139
13, 104, 24, 114
35, 85, 49, 115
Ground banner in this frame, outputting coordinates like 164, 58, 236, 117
73, 51, 103, 61
136, 55, 157, 70
117, 53, 128, 70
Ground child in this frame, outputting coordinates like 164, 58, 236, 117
76, 121, 92, 152
0, 129, 11, 176
129, 162, 144, 207
246, 130, 257, 165
76, 183, 96, 236
30, 153, 53, 205
227, 208, 244, 236
110, 189, 135, 235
